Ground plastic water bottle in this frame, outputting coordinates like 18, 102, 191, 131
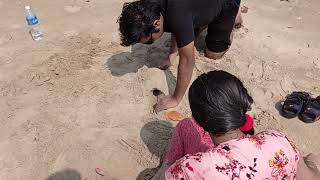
25, 6, 43, 41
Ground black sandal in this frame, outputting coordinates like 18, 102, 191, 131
281, 92, 311, 119
299, 96, 320, 123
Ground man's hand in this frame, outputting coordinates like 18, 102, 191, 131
154, 95, 179, 113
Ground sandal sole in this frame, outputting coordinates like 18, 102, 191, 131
281, 110, 299, 119
299, 115, 320, 123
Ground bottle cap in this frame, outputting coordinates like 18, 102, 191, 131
25, 6, 31, 10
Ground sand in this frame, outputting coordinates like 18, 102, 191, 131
0, 0, 319, 179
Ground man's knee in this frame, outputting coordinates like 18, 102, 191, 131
205, 48, 227, 60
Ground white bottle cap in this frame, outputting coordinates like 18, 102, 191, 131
25, 6, 30, 10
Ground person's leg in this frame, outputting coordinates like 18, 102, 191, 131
194, 25, 208, 39
205, 0, 240, 60
234, 6, 243, 28
305, 154, 320, 173
297, 154, 320, 180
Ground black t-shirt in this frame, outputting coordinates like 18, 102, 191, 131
160, 0, 227, 48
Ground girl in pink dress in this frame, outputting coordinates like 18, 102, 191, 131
164, 114, 254, 166
84, 71, 319, 180
161, 70, 320, 180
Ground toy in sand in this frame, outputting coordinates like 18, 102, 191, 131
165, 111, 184, 121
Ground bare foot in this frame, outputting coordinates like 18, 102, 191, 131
157, 52, 178, 70
234, 8, 243, 28
205, 49, 226, 60
158, 57, 172, 70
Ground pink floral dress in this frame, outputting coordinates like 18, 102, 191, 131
165, 129, 300, 180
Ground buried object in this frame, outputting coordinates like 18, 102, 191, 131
165, 111, 184, 121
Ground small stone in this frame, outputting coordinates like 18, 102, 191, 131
64, 5, 82, 13
48, 85, 54, 91
43, 76, 51, 82
313, 58, 320, 69
22, 89, 28, 94
0, 33, 13, 45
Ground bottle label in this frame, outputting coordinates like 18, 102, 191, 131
26, 15, 39, 25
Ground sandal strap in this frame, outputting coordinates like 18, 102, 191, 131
303, 98, 320, 115
285, 92, 310, 104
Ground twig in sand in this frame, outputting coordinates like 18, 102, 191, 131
119, 139, 137, 151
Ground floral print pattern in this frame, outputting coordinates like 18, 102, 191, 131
216, 159, 247, 179
165, 129, 299, 180
169, 161, 184, 180
269, 150, 289, 179
238, 134, 266, 149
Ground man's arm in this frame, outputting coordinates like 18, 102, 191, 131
174, 41, 195, 102
154, 41, 195, 113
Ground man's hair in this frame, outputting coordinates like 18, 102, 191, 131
189, 70, 253, 135
117, 0, 161, 46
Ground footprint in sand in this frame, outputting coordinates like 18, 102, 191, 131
279, 75, 295, 93
0, 54, 12, 65
251, 87, 274, 106
62, 30, 79, 37
0, 33, 13, 45
313, 58, 320, 69
247, 60, 264, 78
64, 5, 82, 13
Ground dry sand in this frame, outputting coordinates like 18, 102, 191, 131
0, 0, 319, 179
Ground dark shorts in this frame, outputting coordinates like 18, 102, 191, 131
205, 0, 240, 52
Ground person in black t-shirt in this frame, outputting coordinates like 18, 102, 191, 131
118, 0, 242, 112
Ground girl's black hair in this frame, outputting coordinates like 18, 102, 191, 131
189, 70, 253, 135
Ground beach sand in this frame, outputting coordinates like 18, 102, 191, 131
0, 0, 319, 179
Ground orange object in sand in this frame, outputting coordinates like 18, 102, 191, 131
165, 111, 184, 121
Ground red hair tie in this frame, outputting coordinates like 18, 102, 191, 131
240, 114, 254, 132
